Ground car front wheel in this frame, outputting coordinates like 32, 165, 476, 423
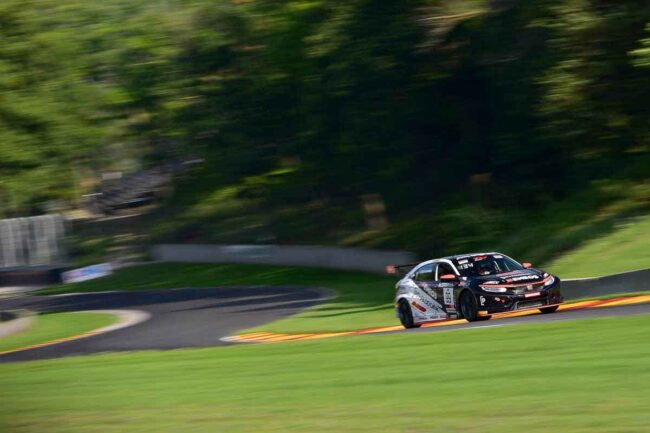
460, 291, 490, 322
397, 299, 421, 329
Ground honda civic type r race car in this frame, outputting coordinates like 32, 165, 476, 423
391, 252, 563, 328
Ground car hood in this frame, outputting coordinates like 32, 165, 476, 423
471, 269, 545, 285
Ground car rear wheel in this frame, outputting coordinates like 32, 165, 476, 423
397, 299, 421, 329
460, 291, 490, 322
540, 305, 559, 314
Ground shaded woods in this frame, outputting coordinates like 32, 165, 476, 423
1, 0, 648, 256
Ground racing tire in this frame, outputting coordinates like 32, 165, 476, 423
459, 291, 491, 322
539, 305, 559, 314
397, 299, 421, 329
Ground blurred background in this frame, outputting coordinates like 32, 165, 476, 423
1, 3, 650, 432
0, 0, 648, 272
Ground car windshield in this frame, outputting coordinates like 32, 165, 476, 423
454, 254, 524, 277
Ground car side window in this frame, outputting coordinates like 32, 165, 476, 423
436, 262, 455, 280
413, 264, 435, 282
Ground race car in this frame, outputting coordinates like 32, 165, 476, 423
390, 252, 563, 328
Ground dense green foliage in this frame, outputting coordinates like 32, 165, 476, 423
2, 315, 649, 432
1, 0, 648, 258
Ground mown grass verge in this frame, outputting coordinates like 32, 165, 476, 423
0, 312, 115, 353
0, 315, 649, 433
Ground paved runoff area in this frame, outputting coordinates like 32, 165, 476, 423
0, 288, 649, 362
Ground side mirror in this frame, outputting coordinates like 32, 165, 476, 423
522, 262, 532, 269
440, 274, 457, 281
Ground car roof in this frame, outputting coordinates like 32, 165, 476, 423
439, 252, 503, 261
405, 252, 511, 277
409, 252, 506, 269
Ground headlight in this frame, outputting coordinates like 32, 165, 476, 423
480, 286, 507, 293
544, 276, 555, 287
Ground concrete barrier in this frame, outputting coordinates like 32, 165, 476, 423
151, 244, 416, 274
562, 268, 650, 300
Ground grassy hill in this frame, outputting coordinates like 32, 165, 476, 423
546, 213, 650, 278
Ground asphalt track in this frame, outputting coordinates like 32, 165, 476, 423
0, 287, 327, 363
0, 288, 649, 362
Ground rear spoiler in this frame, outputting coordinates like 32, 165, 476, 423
385, 263, 418, 276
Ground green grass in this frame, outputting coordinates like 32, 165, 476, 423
1, 315, 649, 433
42, 264, 396, 333
545, 214, 650, 278
0, 312, 115, 353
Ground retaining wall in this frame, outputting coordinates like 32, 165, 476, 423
151, 244, 649, 299
151, 244, 416, 274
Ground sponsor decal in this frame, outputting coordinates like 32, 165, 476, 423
443, 287, 454, 306
62, 263, 112, 284
418, 293, 443, 310
524, 292, 541, 298
474, 255, 488, 261
480, 296, 486, 306
458, 259, 468, 264
411, 301, 427, 312
507, 275, 538, 282
419, 286, 438, 300
494, 255, 503, 259
496, 270, 525, 277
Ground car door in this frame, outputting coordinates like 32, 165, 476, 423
432, 261, 458, 314
412, 263, 446, 319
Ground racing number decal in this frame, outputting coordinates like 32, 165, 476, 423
443, 287, 454, 306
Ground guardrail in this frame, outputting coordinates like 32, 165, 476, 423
151, 244, 416, 274
562, 268, 650, 300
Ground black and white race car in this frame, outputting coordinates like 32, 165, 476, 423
391, 252, 563, 328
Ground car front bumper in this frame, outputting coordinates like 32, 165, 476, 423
477, 286, 563, 315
